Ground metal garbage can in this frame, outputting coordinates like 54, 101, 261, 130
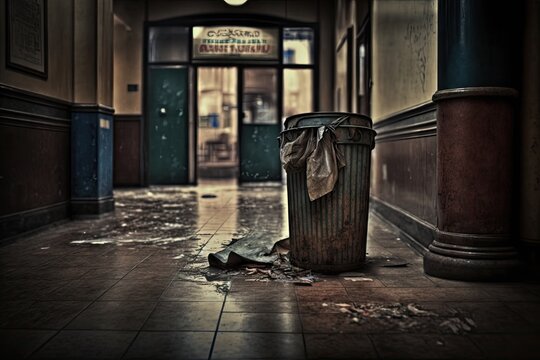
280, 112, 376, 272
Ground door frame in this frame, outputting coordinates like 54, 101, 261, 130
144, 14, 319, 185
237, 66, 283, 183
193, 64, 284, 183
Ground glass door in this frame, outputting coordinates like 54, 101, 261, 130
239, 68, 282, 182
197, 67, 238, 180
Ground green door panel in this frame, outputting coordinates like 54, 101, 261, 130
239, 124, 282, 182
147, 67, 189, 184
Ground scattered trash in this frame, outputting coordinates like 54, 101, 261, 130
336, 302, 477, 334
208, 236, 288, 269
339, 271, 367, 277
322, 303, 329, 307
406, 304, 433, 316
173, 254, 185, 259
40, 247, 50, 250
439, 317, 477, 334
343, 277, 373, 282
239, 254, 318, 285
201, 194, 217, 199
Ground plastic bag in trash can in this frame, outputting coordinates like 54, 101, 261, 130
280, 117, 346, 201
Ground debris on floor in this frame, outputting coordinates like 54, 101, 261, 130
208, 235, 289, 268
342, 277, 373, 282
243, 253, 318, 285
439, 315, 477, 334
208, 236, 319, 285
335, 302, 477, 334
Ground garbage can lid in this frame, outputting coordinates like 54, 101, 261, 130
284, 112, 372, 130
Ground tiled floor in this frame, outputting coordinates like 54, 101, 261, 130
1, 183, 539, 359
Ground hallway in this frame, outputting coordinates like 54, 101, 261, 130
1, 185, 539, 359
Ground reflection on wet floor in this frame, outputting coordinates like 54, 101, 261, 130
2, 184, 540, 359
61, 183, 287, 249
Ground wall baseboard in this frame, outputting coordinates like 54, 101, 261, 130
0, 202, 70, 241
370, 196, 436, 255
71, 197, 115, 217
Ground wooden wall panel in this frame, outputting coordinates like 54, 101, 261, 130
113, 116, 141, 186
0, 124, 70, 216
371, 136, 436, 224
370, 103, 437, 250
0, 86, 71, 238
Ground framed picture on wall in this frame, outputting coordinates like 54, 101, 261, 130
6, 0, 48, 78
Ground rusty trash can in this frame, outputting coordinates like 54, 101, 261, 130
280, 112, 376, 272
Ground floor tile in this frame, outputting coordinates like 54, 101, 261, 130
161, 281, 225, 301
470, 334, 540, 359
223, 301, 298, 313
379, 275, 436, 288
219, 312, 302, 332
300, 313, 365, 334
0, 329, 56, 358
143, 301, 222, 331
124, 331, 214, 360
100, 279, 170, 301
67, 301, 156, 330
123, 266, 178, 280
0, 280, 69, 300
504, 301, 540, 328
345, 288, 401, 302
298, 302, 345, 314
483, 287, 540, 301
447, 301, 537, 333
370, 334, 483, 359
80, 267, 134, 280
41, 279, 118, 301
340, 278, 386, 288
1, 301, 89, 329
32, 330, 137, 359
2, 185, 540, 359
305, 333, 377, 359
226, 289, 297, 302
211, 332, 305, 359
0, 300, 35, 323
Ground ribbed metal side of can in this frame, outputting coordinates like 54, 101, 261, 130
287, 143, 372, 272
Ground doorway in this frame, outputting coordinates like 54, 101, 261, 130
195, 66, 282, 182
197, 67, 238, 180
144, 21, 316, 186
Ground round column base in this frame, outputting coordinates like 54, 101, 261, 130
424, 241, 520, 281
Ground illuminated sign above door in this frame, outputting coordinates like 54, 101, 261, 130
193, 26, 279, 60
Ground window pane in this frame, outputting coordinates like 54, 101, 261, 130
148, 27, 189, 62
283, 28, 314, 65
242, 68, 277, 124
197, 67, 238, 174
283, 69, 313, 119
